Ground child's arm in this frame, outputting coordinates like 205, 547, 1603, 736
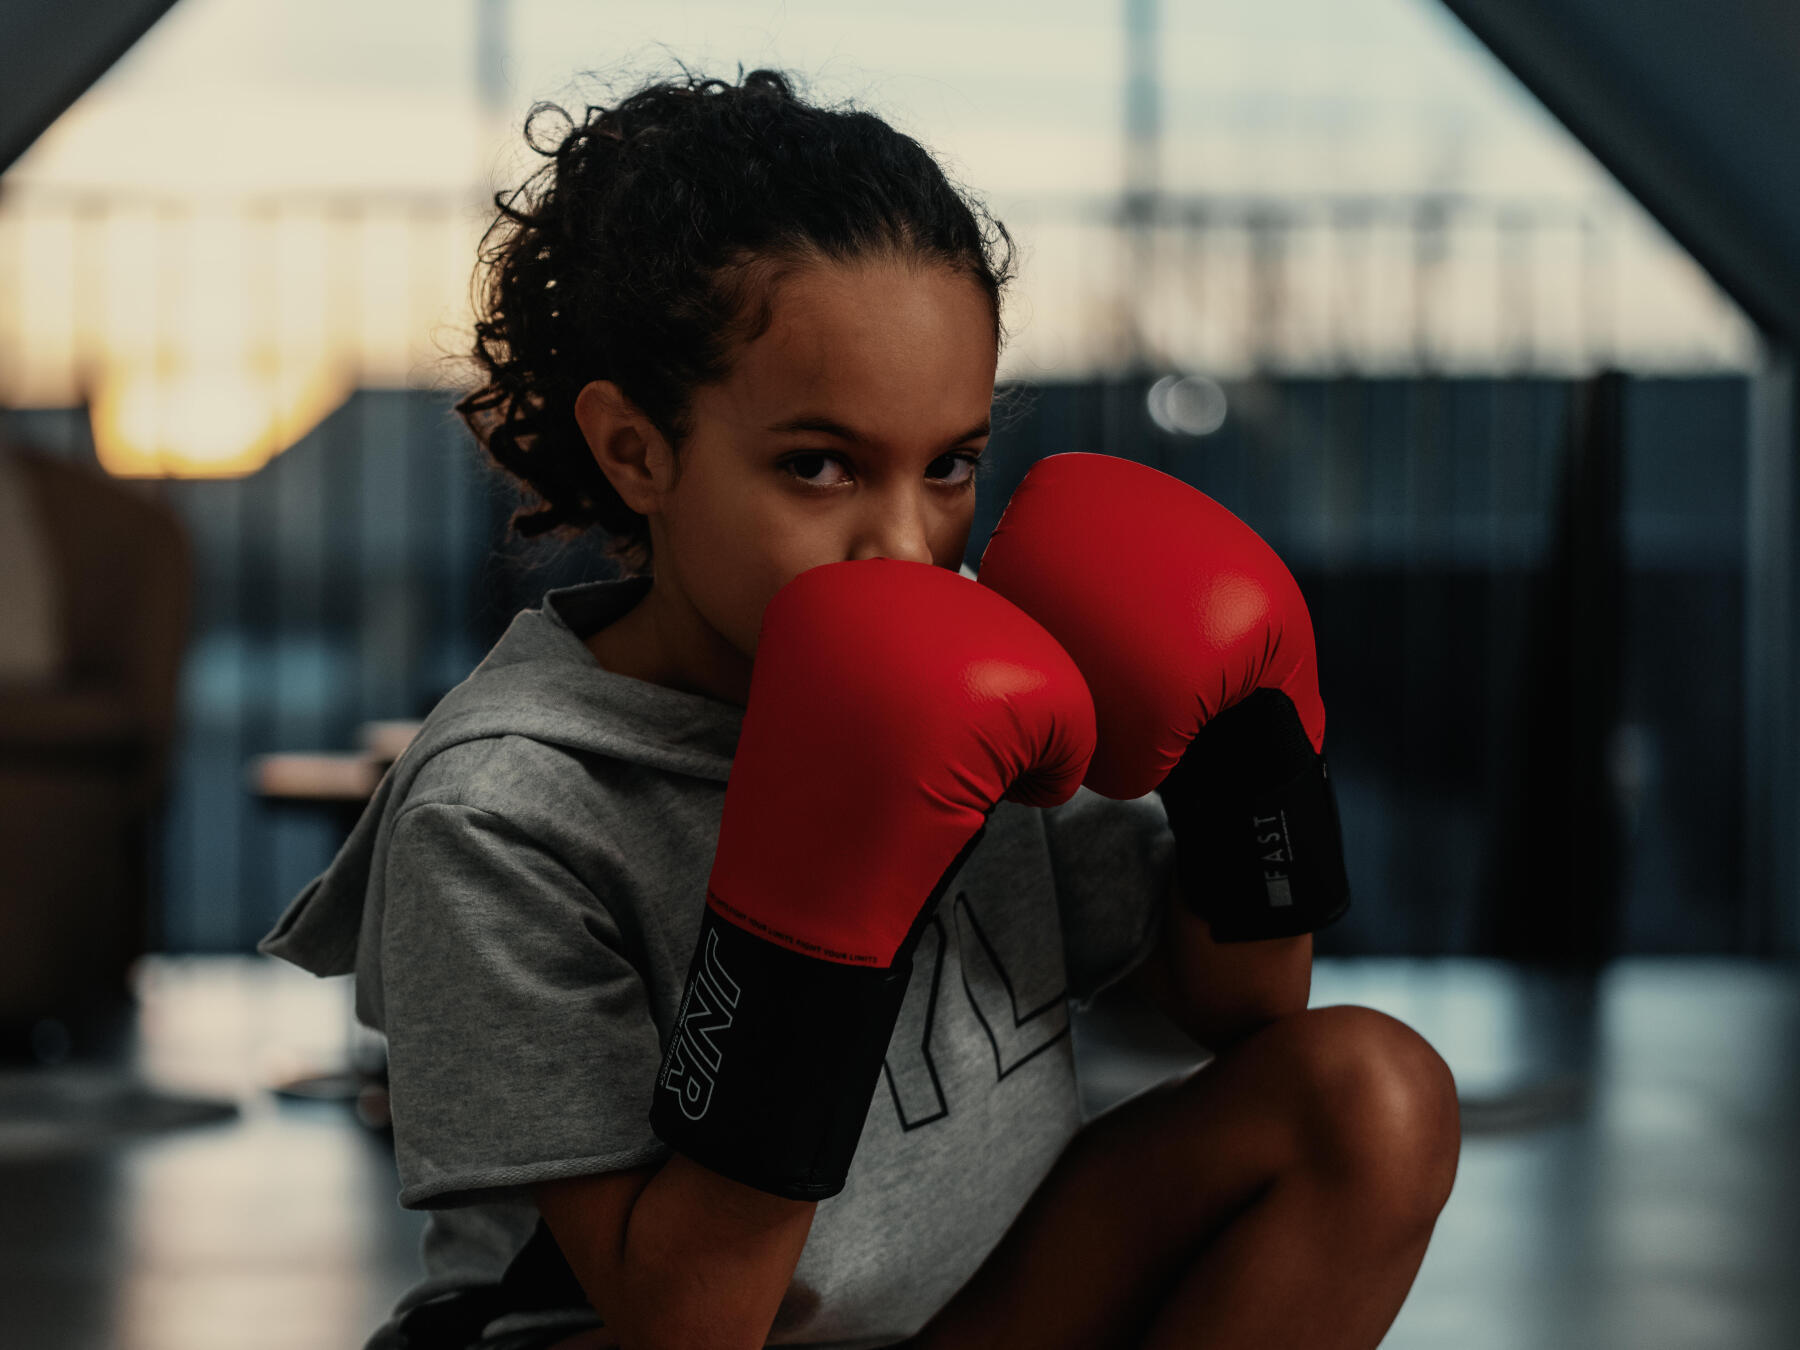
536, 1153, 816, 1349
1120, 871, 1313, 1053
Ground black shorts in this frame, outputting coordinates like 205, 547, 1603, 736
374, 1217, 599, 1350
465, 1330, 587, 1350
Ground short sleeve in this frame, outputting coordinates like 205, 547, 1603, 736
379, 801, 672, 1210
1041, 786, 1177, 1012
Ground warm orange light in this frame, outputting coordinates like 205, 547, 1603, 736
89, 363, 350, 478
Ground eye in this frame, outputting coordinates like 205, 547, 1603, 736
780, 452, 852, 488
778, 450, 987, 491
931, 452, 987, 489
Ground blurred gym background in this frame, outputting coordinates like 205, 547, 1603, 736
2, 1, 1797, 1347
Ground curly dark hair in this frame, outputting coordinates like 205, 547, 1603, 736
454, 66, 1018, 576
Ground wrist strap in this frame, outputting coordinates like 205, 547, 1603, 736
650, 820, 988, 1200
1157, 689, 1352, 942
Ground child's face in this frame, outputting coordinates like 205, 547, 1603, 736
591, 256, 998, 696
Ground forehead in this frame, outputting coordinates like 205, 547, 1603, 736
716, 258, 997, 427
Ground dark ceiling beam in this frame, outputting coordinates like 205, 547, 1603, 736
1440, 0, 1800, 348
1, 0, 182, 177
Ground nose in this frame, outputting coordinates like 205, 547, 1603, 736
848, 483, 937, 567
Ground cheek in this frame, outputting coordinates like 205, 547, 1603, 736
667, 467, 975, 654
933, 495, 978, 559
666, 472, 833, 653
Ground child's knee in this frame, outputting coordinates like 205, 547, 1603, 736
1258, 1005, 1462, 1226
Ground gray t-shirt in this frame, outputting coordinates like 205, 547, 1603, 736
258, 573, 1176, 1349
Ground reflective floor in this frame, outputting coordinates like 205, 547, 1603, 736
2, 955, 1797, 1349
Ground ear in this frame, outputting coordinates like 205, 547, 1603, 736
574, 380, 676, 517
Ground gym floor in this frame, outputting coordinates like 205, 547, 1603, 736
3, 955, 1796, 1349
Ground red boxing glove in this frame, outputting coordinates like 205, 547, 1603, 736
977, 452, 1349, 942
650, 558, 1095, 1199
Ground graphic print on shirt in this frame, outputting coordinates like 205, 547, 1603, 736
955, 891, 1072, 1081
880, 890, 1070, 1131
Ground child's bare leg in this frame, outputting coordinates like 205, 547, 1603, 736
903, 1004, 1461, 1350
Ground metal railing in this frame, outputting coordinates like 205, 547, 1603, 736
0, 186, 1759, 418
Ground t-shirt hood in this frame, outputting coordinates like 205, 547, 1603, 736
257, 576, 744, 977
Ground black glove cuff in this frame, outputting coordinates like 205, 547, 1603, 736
649, 820, 989, 1201
649, 901, 912, 1200
1157, 688, 1351, 942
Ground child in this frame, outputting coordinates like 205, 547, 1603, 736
258, 68, 1459, 1350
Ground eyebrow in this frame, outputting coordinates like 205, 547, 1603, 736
766, 414, 992, 446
